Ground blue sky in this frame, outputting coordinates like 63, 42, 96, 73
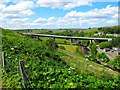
0, 0, 119, 29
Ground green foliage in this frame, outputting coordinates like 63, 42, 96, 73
81, 40, 90, 46
59, 46, 66, 50
99, 26, 120, 34
45, 39, 58, 51
97, 53, 110, 63
2, 29, 120, 89
113, 56, 120, 70
79, 31, 85, 37
112, 37, 120, 48
99, 37, 120, 49
89, 44, 97, 55
99, 41, 112, 49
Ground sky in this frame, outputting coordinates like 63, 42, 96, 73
0, 0, 119, 29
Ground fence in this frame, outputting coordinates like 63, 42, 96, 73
2, 51, 34, 89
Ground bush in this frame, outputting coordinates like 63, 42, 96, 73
97, 53, 109, 63
81, 40, 90, 46
89, 44, 97, 55
99, 41, 112, 49
59, 46, 66, 50
45, 39, 58, 51
113, 56, 120, 70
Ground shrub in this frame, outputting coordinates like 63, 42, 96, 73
113, 56, 120, 70
89, 44, 97, 55
99, 41, 112, 49
59, 46, 66, 50
97, 53, 109, 63
45, 39, 58, 51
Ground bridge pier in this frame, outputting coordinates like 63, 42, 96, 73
70, 39, 73, 45
37, 36, 40, 40
90, 40, 94, 43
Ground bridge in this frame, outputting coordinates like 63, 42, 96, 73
23, 33, 112, 45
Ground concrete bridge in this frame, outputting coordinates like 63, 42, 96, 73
23, 33, 112, 45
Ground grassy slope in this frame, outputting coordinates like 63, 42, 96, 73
2, 30, 120, 88
58, 49, 119, 77
58, 44, 78, 53
39, 37, 119, 77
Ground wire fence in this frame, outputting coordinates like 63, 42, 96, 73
2, 51, 35, 89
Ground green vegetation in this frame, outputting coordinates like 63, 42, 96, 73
81, 40, 90, 47
97, 53, 109, 63
1, 29, 120, 89
89, 44, 97, 55
107, 56, 120, 71
98, 26, 120, 34
99, 37, 120, 49
58, 44, 79, 53
113, 56, 120, 70
112, 37, 120, 48
45, 39, 58, 51
99, 41, 112, 49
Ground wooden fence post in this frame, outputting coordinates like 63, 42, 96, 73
2, 52, 6, 68
19, 60, 28, 88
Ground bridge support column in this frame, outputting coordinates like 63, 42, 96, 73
70, 39, 73, 45
76, 40, 80, 44
90, 40, 92, 44
90, 40, 95, 43
37, 36, 40, 40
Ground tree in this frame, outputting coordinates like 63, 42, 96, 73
79, 31, 85, 37
112, 37, 120, 48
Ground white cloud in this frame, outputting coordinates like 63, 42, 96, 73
2, 1, 35, 12
0, 1, 35, 19
0, 1, 36, 29
0, 1, 118, 29
112, 14, 118, 19
37, 0, 92, 10
65, 5, 118, 18
34, 18, 47, 23
0, 0, 10, 4
10, 18, 29, 22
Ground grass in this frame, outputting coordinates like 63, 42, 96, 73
58, 44, 78, 53
25, 34, 120, 77
82, 28, 98, 33
39, 37, 119, 77
59, 49, 120, 77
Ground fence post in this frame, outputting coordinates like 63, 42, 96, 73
19, 60, 28, 88
2, 52, 6, 68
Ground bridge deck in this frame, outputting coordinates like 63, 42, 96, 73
23, 33, 112, 41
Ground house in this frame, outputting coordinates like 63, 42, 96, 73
94, 32, 105, 36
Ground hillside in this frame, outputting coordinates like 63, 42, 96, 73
1, 29, 120, 89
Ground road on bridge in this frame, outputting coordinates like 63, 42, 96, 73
23, 33, 112, 41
